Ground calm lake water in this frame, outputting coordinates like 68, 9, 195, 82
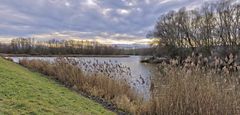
10, 56, 156, 99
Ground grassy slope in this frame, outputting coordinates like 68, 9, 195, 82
0, 57, 114, 115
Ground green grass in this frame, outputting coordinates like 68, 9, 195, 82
0, 57, 114, 115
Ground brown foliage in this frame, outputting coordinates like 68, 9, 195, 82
140, 54, 240, 115
19, 58, 140, 113
19, 55, 240, 114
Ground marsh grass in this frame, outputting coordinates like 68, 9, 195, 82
139, 54, 240, 115
19, 57, 141, 113
19, 55, 240, 114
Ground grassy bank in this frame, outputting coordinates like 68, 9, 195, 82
0, 57, 114, 115
19, 58, 139, 114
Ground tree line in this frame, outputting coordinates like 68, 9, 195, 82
0, 38, 124, 55
149, 0, 240, 57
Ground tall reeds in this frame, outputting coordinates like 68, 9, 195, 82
139, 54, 240, 114
19, 55, 240, 114
19, 58, 140, 113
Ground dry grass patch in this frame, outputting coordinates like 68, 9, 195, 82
19, 58, 140, 113
19, 55, 240, 114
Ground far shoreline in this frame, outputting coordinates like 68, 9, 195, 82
0, 53, 131, 58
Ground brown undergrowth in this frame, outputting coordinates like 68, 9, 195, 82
19, 58, 142, 114
19, 55, 240, 114
140, 54, 240, 115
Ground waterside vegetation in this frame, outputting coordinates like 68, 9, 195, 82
0, 57, 114, 115
19, 55, 240, 114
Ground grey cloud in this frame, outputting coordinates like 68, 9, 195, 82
0, 0, 218, 41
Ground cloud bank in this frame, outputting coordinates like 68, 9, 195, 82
0, 0, 218, 44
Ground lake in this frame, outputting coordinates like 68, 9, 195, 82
10, 56, 156, 99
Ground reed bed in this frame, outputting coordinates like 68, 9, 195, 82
19, 58, 141, 113
19, 55, 240, 114
139, 54, 240, 115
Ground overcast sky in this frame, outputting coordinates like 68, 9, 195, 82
0, 0, 218, 44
